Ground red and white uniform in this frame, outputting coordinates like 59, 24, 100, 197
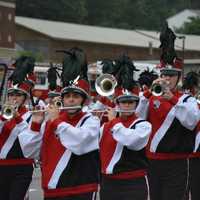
99, 113, 151, 200
100, 114, 151, 178
188, 106, 200, 200
137, 90, 199, 200
137, 90, 199, 159
19, 111, 100, 199
0, 106, 33, 165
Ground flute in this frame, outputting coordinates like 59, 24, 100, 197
30, 105, 82, 113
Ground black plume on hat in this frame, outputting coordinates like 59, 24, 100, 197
101, 59, 119, 75
115, 54, 138, 90
47, 63, 61, 91
56, 47, 88, 87
159, 21, 177, 66
9, 55, 35, 85
138, 68, 158, 88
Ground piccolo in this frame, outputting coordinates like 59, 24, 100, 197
30, 105, 82, 113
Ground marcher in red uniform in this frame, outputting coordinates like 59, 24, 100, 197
0, 80, 34, 200
137, 64, 199, 200
19, 78, 100, 200
189, 111, 200, 200
181, 71, 200, 200
99, 88, 152, 200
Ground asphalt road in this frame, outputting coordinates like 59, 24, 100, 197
27, 167, 43, 200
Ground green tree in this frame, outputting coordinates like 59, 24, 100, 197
16, 0, 200, 31
176, 17, 200, 35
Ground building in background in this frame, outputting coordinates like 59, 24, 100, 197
0, 0, 15, 59
15, 16, 200, 65
167, 9, 200, 30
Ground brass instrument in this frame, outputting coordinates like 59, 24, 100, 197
1, 104, 18, 120
95, 73, 117, 96
151, 81, 169, 96
151, 83, 164, 96
54, 100, 62, 108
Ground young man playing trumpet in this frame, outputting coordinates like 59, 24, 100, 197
0, 80, 34, 200
99, 88, 152, 200
137, 65, 199, 200
19, 78, 101, 200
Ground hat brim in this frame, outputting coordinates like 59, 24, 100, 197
161, 69, 181, 76
116, 95, 139, 103
61, 87, 88, 99
48, 92, 61, 98
7, 88, 29, 96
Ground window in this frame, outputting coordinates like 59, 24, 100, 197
35, 71, 47, 85
8, 34, 12, 43
8, 13, 12, 21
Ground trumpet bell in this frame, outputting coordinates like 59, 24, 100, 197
95, 74, 117, 96
54, 100, 62, 108
1, 105, 16, 120
151, 83, 163, 96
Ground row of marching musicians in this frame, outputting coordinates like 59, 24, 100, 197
0, 64, 199, 200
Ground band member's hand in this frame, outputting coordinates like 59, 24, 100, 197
47, 104, 59, 121
162, 89, 173, 100
92, 110, 104, 119
106, 107, 117, 121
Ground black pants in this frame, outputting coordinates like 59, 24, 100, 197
148, 159, 188, 200
100, 176, 148, 200
188, 158, 200, 200
45, 192, 97, 200
0, 164, 33, 200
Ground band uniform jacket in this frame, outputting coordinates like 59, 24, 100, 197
137, 90, 199, 160
192, 105, 200, 157
100, 114, 152, 179
0, 106, 33, 166
18, 111, 100, 198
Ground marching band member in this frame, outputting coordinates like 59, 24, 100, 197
182, 71, 200, 200
137, 64, 199, 200
99, 88, 152, 200
18, 78, 101, 200
0, 79, 34, 200
190, 107, 200, 200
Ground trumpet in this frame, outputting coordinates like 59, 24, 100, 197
54, 100, 62, 108
30, 105, 82, 113
151, 81, 169, 96
151, 83, 164, 96
95, 73, 117, 96
1, 104, 18, 120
